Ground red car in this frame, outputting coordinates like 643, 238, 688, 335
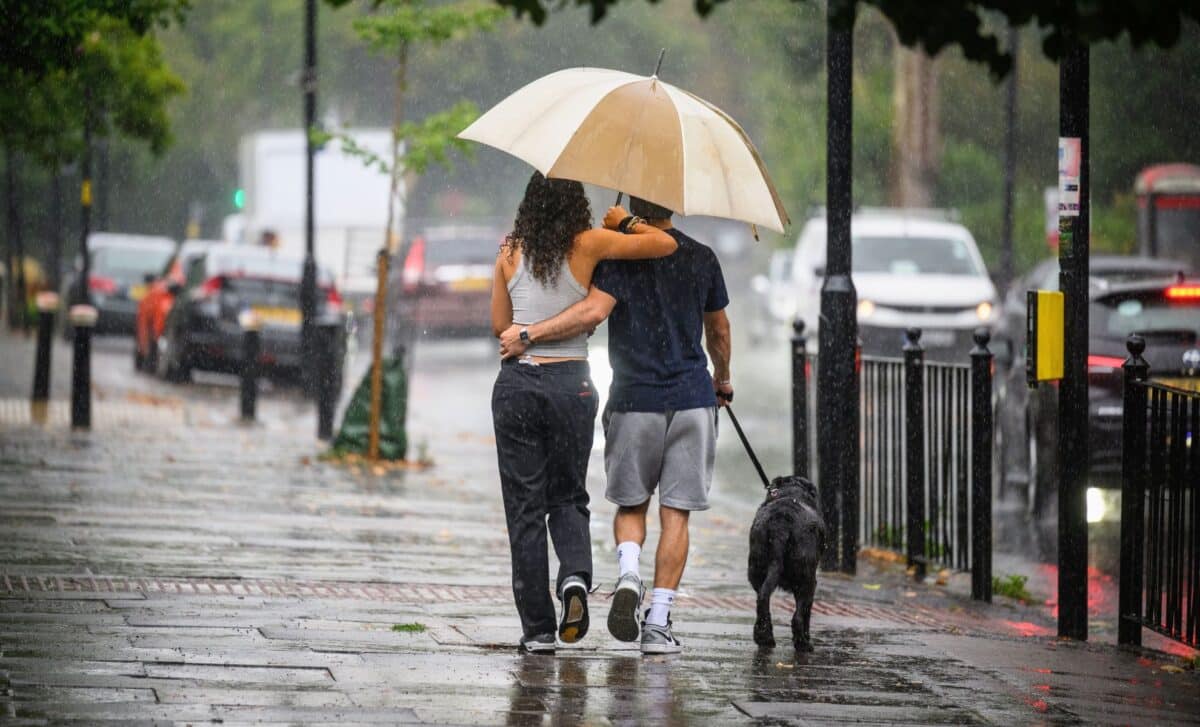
393, 225, 503, 338
134, 240, 220, 372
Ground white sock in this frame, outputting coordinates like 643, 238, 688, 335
646, 588, 675, 627
617, 541, 641, 578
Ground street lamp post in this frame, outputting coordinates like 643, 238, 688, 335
818, 7, 860, 574
1057, 41, 1090, 641
300, 0, 319, 397
1000, 27, 1019, 293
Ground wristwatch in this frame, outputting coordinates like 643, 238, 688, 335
519, 327, 531, 345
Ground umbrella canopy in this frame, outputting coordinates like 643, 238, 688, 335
458, 67, 790, 233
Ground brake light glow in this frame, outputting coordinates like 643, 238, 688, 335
403, 237, 426, 291
88, 274, 116, 294
324, 286, 343, 313
1087, 354, 1125, 373
1165, 285, 1200, 300
195, 275, 224, 299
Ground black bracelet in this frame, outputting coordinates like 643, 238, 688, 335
618, 215, 636, 233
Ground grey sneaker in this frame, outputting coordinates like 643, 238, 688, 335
519, 632, 556, 654
607, 573, 644, 642
640, 614, 682, 655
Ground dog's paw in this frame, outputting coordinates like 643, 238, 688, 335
793, 637, 814, 653
753, 625, 776, 648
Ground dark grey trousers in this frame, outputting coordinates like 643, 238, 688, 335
491, 359, 597, 638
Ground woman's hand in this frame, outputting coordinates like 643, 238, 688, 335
603, 205, 629, 231
499, 324, 528, 359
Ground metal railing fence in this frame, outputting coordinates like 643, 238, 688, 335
1119, 334, 1199, 649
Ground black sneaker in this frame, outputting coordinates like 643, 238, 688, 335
558, 578, 589, 644
519, 632, 556, 654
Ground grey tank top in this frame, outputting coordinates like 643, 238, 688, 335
507, 254, 589, 358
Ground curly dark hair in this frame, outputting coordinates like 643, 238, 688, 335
507, 171, 592, 286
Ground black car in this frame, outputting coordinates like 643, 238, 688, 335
156, 246, 343, 382
62, 233, 176, 335
996, 274, 1200, 515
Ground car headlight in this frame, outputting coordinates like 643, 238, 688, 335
975, 301, 993, 321
857, 299, 876, 319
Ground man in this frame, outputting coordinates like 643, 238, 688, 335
500, 196, 732, 655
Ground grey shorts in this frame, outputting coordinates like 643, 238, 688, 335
602, 407, 717, 512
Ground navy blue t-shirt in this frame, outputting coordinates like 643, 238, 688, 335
591, 228, 729, 412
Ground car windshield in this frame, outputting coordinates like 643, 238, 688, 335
423, 236, 498, 266
91, 246, 174, 284
853, 236, 983, 276
1094, 295, 1200, 338
208, 251, 331, 284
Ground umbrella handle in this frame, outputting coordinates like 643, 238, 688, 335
614, 191, 623, 207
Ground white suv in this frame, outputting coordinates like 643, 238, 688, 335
790, 209, 998, 362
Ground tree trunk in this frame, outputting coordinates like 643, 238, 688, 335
368, 39, 410, 461
888, 45, 940, 208
49, 166, 64, 292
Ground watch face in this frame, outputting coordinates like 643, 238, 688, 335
520, 329, 530, 343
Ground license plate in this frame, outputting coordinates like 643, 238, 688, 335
129, 284, 147, 301
921, 329, 955, 348
1153, 376, 1200, 393
252, 306, 302, 327
450, 277, 491, 292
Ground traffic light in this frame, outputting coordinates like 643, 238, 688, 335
233, 188, 245, 210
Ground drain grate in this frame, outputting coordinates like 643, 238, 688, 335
1, 573, 940, 627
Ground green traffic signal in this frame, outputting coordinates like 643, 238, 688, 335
233, 188, 245, 210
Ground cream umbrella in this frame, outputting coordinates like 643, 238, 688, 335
458, 65, 790, 233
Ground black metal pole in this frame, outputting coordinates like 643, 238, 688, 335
970, 328, 993, 601
792, 318, 809, 478
239, 319, 261, 423
300, 0, 319, 397
903, 328, 925, 581
316, 320, 340, 441
1057, 41, 1090, 641
1118, 334, 1149, 646
5, 148, 26, 331
32, 294, 58, 401
1000, 27, 1019, 292
70, 306, 95, 429
49, 166, 63, 292
818, 8, 859, 574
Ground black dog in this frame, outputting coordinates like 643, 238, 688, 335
747, 475, 825, 651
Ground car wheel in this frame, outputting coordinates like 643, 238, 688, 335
1027, 410, 1057, 518
157, 330, 191, 383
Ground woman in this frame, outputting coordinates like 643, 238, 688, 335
491, 172, 676, 653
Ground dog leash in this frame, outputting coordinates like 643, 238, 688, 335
721, 404, 771, 490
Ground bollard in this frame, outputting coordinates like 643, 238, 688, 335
791, 318, 809, 478
31, 292, 60, 401
903, 328, 925, 580
315, 320, 342, 441
238, 310, 261, 423
1118, 334, 1150, 646
69, 304, 97, 429
969, 328, 994, 601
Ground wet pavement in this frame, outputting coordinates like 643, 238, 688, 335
1, 327, 1198, 724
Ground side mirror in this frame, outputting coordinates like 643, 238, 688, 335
812, 265, 825, 278
751, 274, 770, 295
167, 281, 183, 296
144, 272, 156, 284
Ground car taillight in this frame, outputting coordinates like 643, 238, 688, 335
324, 286, 343, 313
1087, 354, 1125, 374
403, 237, 426, 292
1165, 285, 1200, 300
195, 275, 224, 300
88, 274, 116, 294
